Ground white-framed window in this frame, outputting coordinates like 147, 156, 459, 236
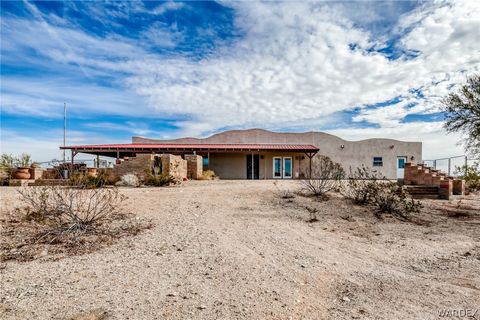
373, 156, 383, 167
283, 157, 292, 179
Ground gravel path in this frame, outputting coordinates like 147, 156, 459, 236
1, 181, 479, 319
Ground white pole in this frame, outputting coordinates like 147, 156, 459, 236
63, 102, 66, 163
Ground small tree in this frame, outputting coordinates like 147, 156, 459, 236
454, 162, 480, 191
299, 155, 344, 197
442, 74, 480, 156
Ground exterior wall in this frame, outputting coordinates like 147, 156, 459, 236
112, 154, 153, 179
133, 129, 422, 180
207, 152, 304, 179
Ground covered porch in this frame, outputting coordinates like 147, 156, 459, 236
60, 143, 319, 179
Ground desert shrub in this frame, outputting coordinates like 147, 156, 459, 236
17, 185, 126, 232
305, 206, 319, 223
273, 181, 295, 199
341, 166, 385, 204
299, 155, 344, 197
69, 171, 116, 188
454, 162, 480, 191
118, 173, 141, 187
143, 173, 176, 187
200, 170, 217, 180
370, 182, 422, 218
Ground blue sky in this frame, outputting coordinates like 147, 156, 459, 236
1, 0, 479, 161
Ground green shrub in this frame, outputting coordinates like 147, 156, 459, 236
143, 173, 177, 187
454, 162, 480, 192
341, 166, 385, 204
200, 170, 217, 180
69, 171, 117, 188
370, 182, 422, 219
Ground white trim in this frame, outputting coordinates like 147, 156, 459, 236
273, 157, 282, 178
283, 157, 292, 179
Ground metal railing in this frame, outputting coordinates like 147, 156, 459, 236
423, 155, 479, 177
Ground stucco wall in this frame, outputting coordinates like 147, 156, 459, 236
133, 129, 422, 180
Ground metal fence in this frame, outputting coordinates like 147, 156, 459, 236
423, 155, 479, 177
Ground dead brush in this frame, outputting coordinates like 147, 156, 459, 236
17, 185, 126, 240
273, 181, 295, 199
305, 206, 319, 223
299, 155, 344, 198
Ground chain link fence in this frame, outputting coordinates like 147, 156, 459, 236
423, 155, 479, 177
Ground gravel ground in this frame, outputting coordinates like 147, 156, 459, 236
1, 181, 479, 320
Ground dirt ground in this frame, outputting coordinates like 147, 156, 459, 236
1, 181, 479, 320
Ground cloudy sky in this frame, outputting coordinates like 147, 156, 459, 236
1, 0, 479, 162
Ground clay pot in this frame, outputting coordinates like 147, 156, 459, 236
14, 167, 31, 180
87, 168, 98, 177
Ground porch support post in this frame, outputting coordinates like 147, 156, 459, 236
116, 149, 120, 161
96, 154, 100, 168
309, 156, 312, 179
208, 151, 210, 170
71, 150, 76, 165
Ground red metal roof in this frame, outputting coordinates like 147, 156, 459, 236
61, 143, 319, 152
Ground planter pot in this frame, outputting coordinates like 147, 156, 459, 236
87, 168, 98, 177
14, 167, 31, 180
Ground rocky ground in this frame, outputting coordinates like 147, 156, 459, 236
0, 181, 479, 320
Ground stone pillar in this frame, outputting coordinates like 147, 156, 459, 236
185, 154, 203, 180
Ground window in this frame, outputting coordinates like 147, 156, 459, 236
202, 156, 209, 167
373, 157, 383, 167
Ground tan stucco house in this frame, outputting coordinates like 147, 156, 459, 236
62, 129, 422, 180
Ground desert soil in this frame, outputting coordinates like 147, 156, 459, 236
0, 181, 479, 320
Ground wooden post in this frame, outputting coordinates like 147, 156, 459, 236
207, 151, 210, 170
96, 155, 100, 168
448, 158, 451, 176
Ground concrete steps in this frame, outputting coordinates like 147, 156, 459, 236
404, 162, 465, 200
404, 185, 440, 199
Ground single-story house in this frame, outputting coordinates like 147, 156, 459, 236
61, 128, 422, 180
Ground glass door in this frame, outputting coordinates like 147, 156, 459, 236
273, 157, 282, 178
283, 157, 292, 179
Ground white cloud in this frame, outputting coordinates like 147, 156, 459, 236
2, 0, 480, 160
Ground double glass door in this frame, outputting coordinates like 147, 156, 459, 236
273, 157, 292, 179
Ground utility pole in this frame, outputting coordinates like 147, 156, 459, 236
63, 102, 66, 163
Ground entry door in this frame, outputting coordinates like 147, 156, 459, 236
283, 157, 292, 179
397, 156, 407, 179
246, 154, 259, 179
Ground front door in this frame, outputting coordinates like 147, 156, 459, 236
246, 154, 259, 179
397, 156, 407, 179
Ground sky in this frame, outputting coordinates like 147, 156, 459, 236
1, 0, 479, 162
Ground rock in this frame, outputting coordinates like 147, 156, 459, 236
342, 296, 351, 302
198, 305, 207, 310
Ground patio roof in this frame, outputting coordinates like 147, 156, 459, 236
60, 143, 319, 158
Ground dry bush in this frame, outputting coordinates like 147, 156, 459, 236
299, 156, 344, 197
199, 170, 217, 180
2, 186, 151, 262
273, 181, 295, 199
305, 206, 319, 223
370, 182, 422, 219
17, 186, 126, 233
117, 173, 140, 187
340, 166, 385, 204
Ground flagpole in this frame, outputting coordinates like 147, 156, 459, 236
63, 102, 66, 163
